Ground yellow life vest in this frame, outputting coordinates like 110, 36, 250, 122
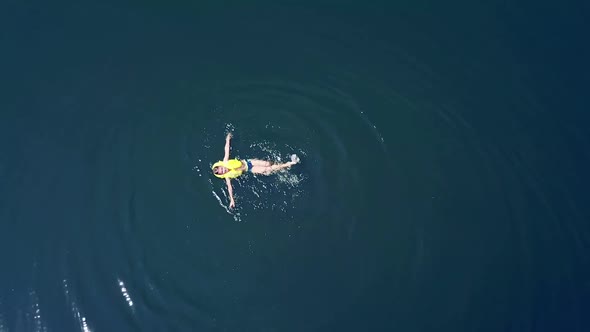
212, 159, 245, 178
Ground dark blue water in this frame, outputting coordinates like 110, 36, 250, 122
1, 1, 589, 331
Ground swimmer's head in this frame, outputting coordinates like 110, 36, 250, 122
213, 166, 228, 175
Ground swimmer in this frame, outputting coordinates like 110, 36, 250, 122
212, 132, 300, 208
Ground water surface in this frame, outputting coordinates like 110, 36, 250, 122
0, 1, 589, 331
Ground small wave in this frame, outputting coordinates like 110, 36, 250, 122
0, 300, 6, 332
28, 290, 46, 332
117, 279, 134, 309
63, 279, 92, 332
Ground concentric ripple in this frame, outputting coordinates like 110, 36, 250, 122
64, 78, 396, 331
192, 80, 390, 222
2, 2, 589, 332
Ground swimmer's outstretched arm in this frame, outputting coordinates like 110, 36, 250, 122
223, 133, 232, 162
225, 177, 236, 208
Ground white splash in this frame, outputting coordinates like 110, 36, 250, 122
117, 279, 134, 308
211, 190, 241, 222
224, 123, 235, 138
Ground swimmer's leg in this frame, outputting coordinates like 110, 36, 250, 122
249, 159, 272, 167
250, 155, 300, 175
267, 161, 296, 173
250, 164, 289, 175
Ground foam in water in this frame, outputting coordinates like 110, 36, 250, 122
211, 188, 242, 222
224, 122, 236, 135
247, 141, 306, 187
192, 159, 203, 177
247, 165, 304, 214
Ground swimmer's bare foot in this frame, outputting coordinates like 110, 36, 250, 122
291, 154, 300, 164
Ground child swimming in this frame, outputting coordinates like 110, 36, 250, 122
212, 133, 300, 208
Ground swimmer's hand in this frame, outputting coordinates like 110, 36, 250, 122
229, 199, 235, 209
226, 132, 232, 141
